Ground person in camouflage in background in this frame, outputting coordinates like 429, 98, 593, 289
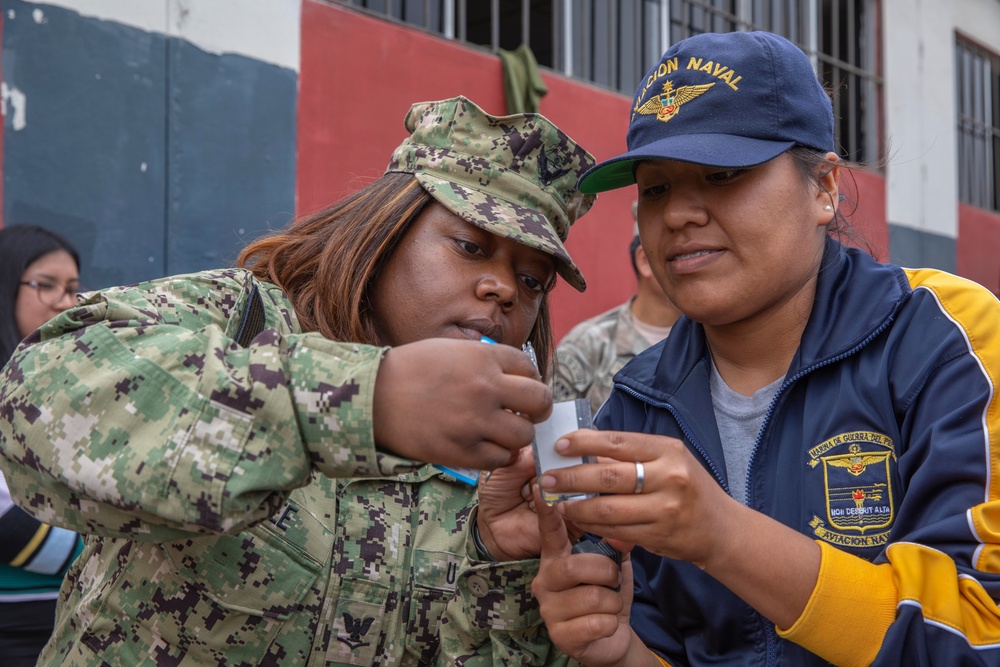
0, 96, 596, 666
552, 202, 681, 417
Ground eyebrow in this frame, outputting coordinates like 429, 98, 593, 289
26, 272, 80, 284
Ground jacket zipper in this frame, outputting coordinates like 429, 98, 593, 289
617, 384, 730, 494
744, 314, 896, 665
614, 313, 896, 665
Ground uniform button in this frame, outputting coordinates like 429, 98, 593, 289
468, 574, 490, 598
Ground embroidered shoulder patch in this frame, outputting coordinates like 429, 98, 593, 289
807, 431, 896, 549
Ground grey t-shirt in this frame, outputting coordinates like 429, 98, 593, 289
709, 359, 783, 505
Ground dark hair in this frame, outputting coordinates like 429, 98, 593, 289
238, 172, 557, 379
0, 225, 81, 363
787, 146, 878, 259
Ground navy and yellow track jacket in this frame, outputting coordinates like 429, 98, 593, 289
596, 238, 1000, 666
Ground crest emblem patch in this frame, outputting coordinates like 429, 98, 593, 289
822, 443, 894, 533
807, 432, 897, 549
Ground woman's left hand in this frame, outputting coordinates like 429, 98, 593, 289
475, 447, 582, 561
537, 429, 823, 630
537, 429, 735, 567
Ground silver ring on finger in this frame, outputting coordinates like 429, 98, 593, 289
634, 461, 645, 494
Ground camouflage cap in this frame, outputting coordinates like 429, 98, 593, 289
385, 96, 596, 292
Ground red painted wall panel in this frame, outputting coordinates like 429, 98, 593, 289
297, 2, 893, 341
958, 204, 1000, 295
298, 2, 635, 341
843, 169, 888, 261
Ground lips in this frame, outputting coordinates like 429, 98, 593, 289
665, 245, 724, 275
667, 245, 722, 262
671, 249, 718, 261
457, 318, 503, 341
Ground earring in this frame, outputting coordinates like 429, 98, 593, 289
824, 205, 833, 212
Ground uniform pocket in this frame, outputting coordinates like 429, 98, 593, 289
162, 520, 321, 619
79, 527, 320, 665
323, 548, 464, 665
325, 577, 389, 666
403, 548, 463, 662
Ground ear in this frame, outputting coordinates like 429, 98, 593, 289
635, 244, 656, 280
815, 152, 841, 227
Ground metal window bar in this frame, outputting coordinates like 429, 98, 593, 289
337, 0, 881, 166
956, 38, 1000, 211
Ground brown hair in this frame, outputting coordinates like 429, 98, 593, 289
237, 172, 556, 379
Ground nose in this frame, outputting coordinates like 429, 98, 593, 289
54, 288, 77, 310
661, 188, 710, 230
475, 263, 517, 309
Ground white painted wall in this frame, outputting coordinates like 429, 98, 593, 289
954, 0, 1000, 51
24, 0, 301, 71
883, 0, 961, 239
884, 0, 1000, 240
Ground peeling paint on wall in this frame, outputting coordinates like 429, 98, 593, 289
24, 0, 300, 71
0, 82, 26, 130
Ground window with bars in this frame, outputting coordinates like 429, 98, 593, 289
956, 36, 1000, 213
337, 0, 882, 164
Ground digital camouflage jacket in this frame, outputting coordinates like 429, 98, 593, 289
0, 269, 568, 667
551, 297, 654, 416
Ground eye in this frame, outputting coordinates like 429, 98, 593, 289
35, 281, 58, 293
639, 183, 669, 199
706, 169, 746, 183
456, 239, 486, 256
519, 274, 546, 294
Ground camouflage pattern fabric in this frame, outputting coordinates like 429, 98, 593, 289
0, 269, 572, 666
385, 96, 596, 292
551, 298, 653, 416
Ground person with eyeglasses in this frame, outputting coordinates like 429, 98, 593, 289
0, 224, 86, 667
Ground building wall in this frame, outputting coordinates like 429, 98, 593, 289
953, 0, 1000, 294
959, 204, 1000, 292
297, 2, 637, 339
883, 0, 1000, 292
1, 0, 299, 289
1, 0, 994, 345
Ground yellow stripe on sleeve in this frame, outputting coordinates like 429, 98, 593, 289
971, 502, 1000, 574
888, 541, 1000, 647
652, 652, 672, 666
10, 522, 50, 567
904, 269, 1000, 504
777, 541, 896, 667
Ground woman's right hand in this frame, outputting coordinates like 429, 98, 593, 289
372, 338, 552, 470
532, 488, 659, 667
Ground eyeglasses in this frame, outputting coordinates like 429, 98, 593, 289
19, 279, 82, 307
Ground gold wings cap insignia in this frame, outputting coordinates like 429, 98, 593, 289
636, 80, 716, 123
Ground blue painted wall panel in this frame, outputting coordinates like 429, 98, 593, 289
2, 0, 168, 289
2, 2, 297, 288
166, 39, 297, 274
888, 223, 958, 273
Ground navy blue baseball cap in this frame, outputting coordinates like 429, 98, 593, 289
579, 31, 836, 193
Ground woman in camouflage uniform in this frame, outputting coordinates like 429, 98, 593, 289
0, 96, 595, 666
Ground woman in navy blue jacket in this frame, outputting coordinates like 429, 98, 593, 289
531, 31, 1000, 666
